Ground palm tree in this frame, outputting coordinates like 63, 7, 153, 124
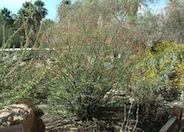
16, 0, 48, 30
13, 1, 34, 31
33, 0, 48, 28
0, 7, 14, 25
20, 2, 35, 23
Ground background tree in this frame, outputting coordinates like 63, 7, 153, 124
12, 0, 48, 47
33, 0, 48, 29
58, 0, 157, 27
164, 0, 184, 42
0, 8, 14, 26
62, 0, 72, 6
15, 0, 48, 32
0, 8, 22, 47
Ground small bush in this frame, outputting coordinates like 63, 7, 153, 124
43, 2, 163, 121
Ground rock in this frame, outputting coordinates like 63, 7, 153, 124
0, 98, 45, 132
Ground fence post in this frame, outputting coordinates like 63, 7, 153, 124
159, 105, 182, 132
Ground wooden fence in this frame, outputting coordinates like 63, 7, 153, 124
159, 105, 183, 132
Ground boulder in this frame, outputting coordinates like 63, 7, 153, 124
0, 98, 45, 132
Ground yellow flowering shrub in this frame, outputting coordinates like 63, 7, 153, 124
144, 40, 184, 89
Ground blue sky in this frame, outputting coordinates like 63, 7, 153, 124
149, 0, 167, 12
0, 0, 167, 21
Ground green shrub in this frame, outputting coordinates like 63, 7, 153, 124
43, 2, 160, 120
149, 40, 184, 90
129, 40, 184, 101
0, 19, 48, 107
